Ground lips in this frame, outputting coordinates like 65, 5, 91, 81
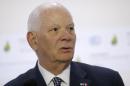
60, 47, 73, 53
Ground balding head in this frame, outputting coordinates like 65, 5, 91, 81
27, 3, 76, 69
27, 3, 73, 32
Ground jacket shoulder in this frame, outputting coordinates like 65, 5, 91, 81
72, 61, 124, 86
73, 61, 117, 74
4, 68, 35, 86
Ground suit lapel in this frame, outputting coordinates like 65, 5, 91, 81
70, 62, 91, 86
30, 62, 94, 86
32, 63, 47, 86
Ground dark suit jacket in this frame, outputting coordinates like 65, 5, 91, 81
4, 61, 124, 86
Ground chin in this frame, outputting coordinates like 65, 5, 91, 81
58, 54, 73, 62
58, 59, 72, 63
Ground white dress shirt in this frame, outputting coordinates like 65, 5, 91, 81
38, 62, 70, 86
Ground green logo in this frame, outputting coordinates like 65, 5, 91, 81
111, 35, 118, 45
4, 41, 11, 52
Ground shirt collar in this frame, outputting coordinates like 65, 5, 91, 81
38, 62, 70, 85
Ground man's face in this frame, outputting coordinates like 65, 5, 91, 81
36, 9, 76, 63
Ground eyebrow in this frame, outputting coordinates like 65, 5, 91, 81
67, 23, 74, 26
49, 23, 74, 27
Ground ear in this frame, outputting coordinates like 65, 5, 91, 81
27, 32, 38, 50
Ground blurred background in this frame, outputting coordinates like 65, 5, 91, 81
0, 0, 130, 86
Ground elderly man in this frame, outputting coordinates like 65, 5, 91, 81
5, 3, 124, 86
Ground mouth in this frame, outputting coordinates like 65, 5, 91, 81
60, 47, 73, 53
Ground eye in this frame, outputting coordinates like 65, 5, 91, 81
68, 26, 74, 32
49, 27, 58, 32
70, 27, 74, 31
53, 27, 58, 31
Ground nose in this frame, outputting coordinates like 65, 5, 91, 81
60, 29, 74, 42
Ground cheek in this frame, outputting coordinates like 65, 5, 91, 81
72, 34, 76, 44
39, 35, 57, 52
37, 34, 49, 51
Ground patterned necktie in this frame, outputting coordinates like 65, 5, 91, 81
52, 77, 63, 86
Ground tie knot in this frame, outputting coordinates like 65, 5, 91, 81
52, 77, 63, 86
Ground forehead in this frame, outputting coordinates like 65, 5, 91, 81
39, 6, 73, 26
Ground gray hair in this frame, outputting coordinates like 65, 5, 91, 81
27, 6, 42, 32
27, 3, 71, 32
